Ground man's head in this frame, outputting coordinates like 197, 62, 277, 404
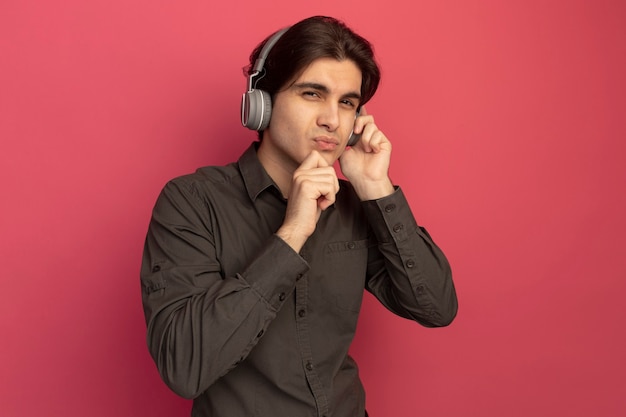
244, 16, 381, 139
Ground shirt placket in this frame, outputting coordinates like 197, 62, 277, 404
294, 253, 329, 417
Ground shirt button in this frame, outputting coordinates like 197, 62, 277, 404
393, 224, 404, 233
416, 285, 425, 295
347, 241, 356, 250
152, 265, 161, 272
306, 361, 313, 371
406, 259, 416, 268
279, 292, 286, 301
384, 203, 396, 213
298, 309, 306, 318
257, 330, 264, 338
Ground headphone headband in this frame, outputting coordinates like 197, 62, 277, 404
250, 27, 289, 82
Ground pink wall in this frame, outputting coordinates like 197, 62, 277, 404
2, 1, 625, 416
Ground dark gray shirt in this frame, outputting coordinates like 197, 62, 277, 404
141, 143, 457, 417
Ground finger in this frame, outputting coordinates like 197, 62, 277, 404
298, 150, 329, 171
293, 166, 338, 190
354, 108, 374, 135
355, 121, 379, 152
296, 170, 340, 194
318, 194, 335, 211
367, 130, 390, 153
316, 182, 338, 210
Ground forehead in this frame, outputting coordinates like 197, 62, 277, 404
289, 57, 362, 93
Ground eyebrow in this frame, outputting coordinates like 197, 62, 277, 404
293, 82, 362, 102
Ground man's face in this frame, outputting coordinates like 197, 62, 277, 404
261, 57, 362, 171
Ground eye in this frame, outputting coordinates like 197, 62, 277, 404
303, 91, 320, 98
340, 99, 357, 108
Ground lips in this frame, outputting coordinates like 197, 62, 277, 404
313, 136, 339, 151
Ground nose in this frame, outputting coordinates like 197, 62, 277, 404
317, 103, 339, 132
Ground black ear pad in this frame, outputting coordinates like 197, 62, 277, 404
241, 89, 273, 131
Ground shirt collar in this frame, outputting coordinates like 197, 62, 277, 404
238, 142, 282, 202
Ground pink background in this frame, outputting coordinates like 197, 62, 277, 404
2, 1, 625, 416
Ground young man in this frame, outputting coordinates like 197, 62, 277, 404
141, 15, 457, 417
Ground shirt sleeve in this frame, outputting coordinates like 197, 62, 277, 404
362, 187, 458, 327
140, 179, 308, 399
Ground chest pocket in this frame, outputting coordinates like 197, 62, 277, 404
319, 239, 370, 313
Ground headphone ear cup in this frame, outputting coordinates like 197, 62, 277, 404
346, 109, 362, 146
347, 131, 361, 147
241, 89, 272, 131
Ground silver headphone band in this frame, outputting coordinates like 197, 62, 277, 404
248, 27, 290, 91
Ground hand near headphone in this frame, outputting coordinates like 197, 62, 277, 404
276, 151, 340, 252
339, 107, 395, 201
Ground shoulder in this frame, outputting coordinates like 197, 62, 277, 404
161, 162, 242, 203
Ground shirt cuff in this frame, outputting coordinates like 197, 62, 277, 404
362, 187, 419, 244
239, 234, 309, 310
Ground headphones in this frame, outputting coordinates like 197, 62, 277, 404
241, 28, 289, 132
241, 27, 362, 146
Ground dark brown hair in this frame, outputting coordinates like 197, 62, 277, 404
246, 15, 381, 115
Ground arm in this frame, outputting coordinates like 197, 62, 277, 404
340, 108, 457, 326
363, 188, 458, 327
140, 179, 308, 398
